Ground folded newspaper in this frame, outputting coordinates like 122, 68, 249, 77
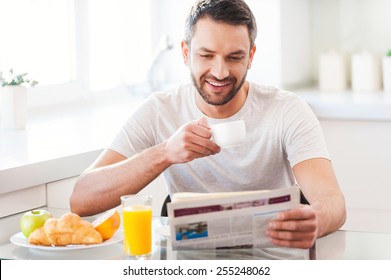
167, 186, 300, 250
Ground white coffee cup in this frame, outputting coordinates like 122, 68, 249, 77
210, 120, 246, 148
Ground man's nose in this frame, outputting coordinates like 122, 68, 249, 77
210, 57, 229, 80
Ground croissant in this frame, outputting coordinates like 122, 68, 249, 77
28, 212, 103, 246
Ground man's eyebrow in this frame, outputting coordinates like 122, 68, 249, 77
198, 47, 215, 53
229, 50, 247, 55
198, 48, 247, 55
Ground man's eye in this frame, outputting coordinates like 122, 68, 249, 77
200, 54, 213, 58
229, 56, 244, 61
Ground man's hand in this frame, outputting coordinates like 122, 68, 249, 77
165, 117, 221, 164
265, 205, 318, 249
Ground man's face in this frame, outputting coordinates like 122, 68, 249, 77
182, 17, 256, 106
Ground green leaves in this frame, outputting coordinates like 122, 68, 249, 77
0, 68, 38, 87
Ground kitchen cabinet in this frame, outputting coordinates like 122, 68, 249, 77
46, 177, 78, 209
0, 184, 46, 219
320, 119, 391, 233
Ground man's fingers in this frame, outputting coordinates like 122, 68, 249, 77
179, 125, 220, 157
185, 119, 220, 154
166, 118, 221, 164
274, 205, 315, 221
269, 237, 315, 249
191, 124, 212, 139
186, 118, 211, 139
268, 219, 317, 232
191, 136, 220, 155
266, 228, 314, 241
265, 226, 317, 249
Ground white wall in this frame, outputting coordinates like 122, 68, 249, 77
310, 0, 391, 82
150, 0, 193, 86
280, 0, 311, 88
246, 0, 283, 87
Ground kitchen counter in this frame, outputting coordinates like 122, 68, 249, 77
0, 91, 145, 195
295, 88, 391, 121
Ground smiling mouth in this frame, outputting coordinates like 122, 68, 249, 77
206, 80, 231, 87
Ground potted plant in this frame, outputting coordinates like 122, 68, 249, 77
383, 50, 391, 92
0, 69, 38, 130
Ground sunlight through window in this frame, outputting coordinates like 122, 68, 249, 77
0, 0, 75, 86
87, 0, 151, 91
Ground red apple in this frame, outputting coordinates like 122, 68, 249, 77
20, 209, 53, 238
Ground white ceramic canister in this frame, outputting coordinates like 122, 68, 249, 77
383, 55, 391, 92
351, 51, 382, 91
0, 86, 28, 130
319, 50, 348, 91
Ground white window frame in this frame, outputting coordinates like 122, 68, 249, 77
26, 0, 90, 108
26, 0, 155, 109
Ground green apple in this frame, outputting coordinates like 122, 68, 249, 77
20, 209, 53, 238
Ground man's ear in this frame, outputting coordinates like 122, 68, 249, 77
247, 44, 256, 69
181, 40, 190, 65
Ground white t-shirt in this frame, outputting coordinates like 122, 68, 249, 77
109, 82, 330, 195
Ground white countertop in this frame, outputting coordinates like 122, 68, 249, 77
0, 91, 144, 194
296, 88, 391, 121
1, 88, 391, 195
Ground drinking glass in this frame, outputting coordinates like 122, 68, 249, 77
121, 194, 152, 259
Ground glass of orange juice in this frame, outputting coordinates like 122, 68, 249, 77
121, 194, 152, 259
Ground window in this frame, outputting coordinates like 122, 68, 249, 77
87, 0, 151, 91
0, 0, 152, 107
0, 0, 75, 86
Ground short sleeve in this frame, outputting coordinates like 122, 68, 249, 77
282, 96, 330, 167
108, 97, 159, 158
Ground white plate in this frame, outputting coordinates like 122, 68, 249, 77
156, 225, 170, 237
10, 231, 123, 251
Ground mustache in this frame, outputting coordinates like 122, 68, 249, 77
204, 75, 236, 83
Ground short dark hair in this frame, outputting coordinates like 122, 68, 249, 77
184, 0, 257, 48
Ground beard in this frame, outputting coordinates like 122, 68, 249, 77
191, 71, 247, 106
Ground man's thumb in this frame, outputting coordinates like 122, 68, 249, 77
196, 117, 209, 128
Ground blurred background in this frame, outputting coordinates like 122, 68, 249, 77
1, 0, 391, 108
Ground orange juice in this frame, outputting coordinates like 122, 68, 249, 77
123, 206, 152, 256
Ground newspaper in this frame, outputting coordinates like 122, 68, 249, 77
167, 186, 300, 250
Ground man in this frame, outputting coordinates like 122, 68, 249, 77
70, 0, 346, 249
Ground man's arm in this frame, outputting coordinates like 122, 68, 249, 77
294, 158, 346, 237
70, 117, 220, 217
70, 144, 171, 217
265, 158, 346, 248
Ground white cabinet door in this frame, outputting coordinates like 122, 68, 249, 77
320, 120, 391, 233
46, 177, 78, 210
0, 184, 46, 218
